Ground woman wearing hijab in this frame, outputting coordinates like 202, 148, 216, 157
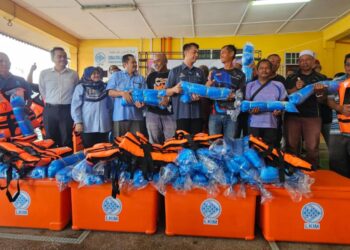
71, 66, 113, 148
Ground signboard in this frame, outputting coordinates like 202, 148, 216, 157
94, 47, 138, 71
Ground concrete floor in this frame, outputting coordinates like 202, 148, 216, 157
0, 142, 348, 250
0, 220, 349, 250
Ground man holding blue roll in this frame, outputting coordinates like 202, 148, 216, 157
285, 50, 326, 166
206, 45, 245, 140
166, 43, 206, 134
107, 54, 146, 137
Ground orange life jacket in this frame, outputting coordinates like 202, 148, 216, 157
162, 130, 223, 151
84, 143, 120, 162
0, 92, 21, 138
0, 140, 71, 202
249, 135, 316, 179
29, 94, 44, 129
338, 79, 350, 134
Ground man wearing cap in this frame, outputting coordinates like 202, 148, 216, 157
285, 50, 327, 166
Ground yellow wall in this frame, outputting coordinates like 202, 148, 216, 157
334, 42, 350, 75
78, 32, 350, 78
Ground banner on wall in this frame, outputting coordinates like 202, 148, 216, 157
93, 47, 138, 71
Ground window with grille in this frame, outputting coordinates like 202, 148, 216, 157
198, 50, 211, 59
285, 52, 299, 65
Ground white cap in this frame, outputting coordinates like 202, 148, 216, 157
299, 50, 315, 58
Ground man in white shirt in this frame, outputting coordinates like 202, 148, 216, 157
39, 47, 78, 147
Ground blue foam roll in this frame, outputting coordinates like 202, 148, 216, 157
288, 84, 314, 105
48, 152, 85, 178
260, 166, 280, 183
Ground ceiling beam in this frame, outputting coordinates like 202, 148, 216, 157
274, 3, 307, 34
233, 1, 250, 35
89, 13, 120, 39
190, 0, 196, 37
73, 0, 121, 39
318, 9, 350, 32
132, 0, 157, 38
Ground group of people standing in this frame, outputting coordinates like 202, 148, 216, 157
0, 42, 349, 178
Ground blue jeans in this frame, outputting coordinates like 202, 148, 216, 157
209, 114, 237, 140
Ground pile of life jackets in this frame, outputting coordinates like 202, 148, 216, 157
0, 134, 71, 201
83, 130, 223, 197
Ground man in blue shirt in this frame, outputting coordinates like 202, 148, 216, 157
107, 54, 146, 137
166, 43, 206, 134
0, 52, 33, 138
0, 52, 32, 100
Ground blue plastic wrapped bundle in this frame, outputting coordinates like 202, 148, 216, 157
121, 89, 167, 109
179, 163, 195, 176
118, 171, 132, 191
0, 164, 19, 179
240, 100, 299, 113
239, 168, 260, 185
224, 171, 238, 186
55, 165, 74, 184
180, 81, 231, 103
10, 95, 34, 136
143, 89, 166, 108
243, 149, 265, 169
159, 163, 179, 184
192, 173, 209, 187
133, 169, 149, 189
284, 170, 315, 202
71, 159, 93, 182
206, 87, 231, 100
259, 166, 279, 183
241, 101, 267, 112
172, 175, 192, 191
29, 166, 47, 179
225, 157, 240, 174
324, 80, 340, 93
209, 139, 232, 157
242, 43, 254, 83
82, 174, 104, 186
288, 84, 314, 105
196, 148, 220, 174
232, 155, 251, 171
175, 148, 198, 167
48, 152, 85, 178
210, 168, 227, 185
289, 80, 340, 106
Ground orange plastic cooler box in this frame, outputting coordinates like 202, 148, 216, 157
165, 186, 258, 239
260, 170, 350, 244
0, 178, 71, 230
70, 183, 159, 234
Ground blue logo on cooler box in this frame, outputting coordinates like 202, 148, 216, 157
301, 202, 324, 230
102, 197, 122, 222
200, 198, 222, 225
13, 191, 31, 216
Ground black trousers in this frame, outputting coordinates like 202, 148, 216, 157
82, 132, 109, 148
176, 118, 202, 135
249, 127, 280, 148
43, 104, 73, 148
235, 112, 249, 138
